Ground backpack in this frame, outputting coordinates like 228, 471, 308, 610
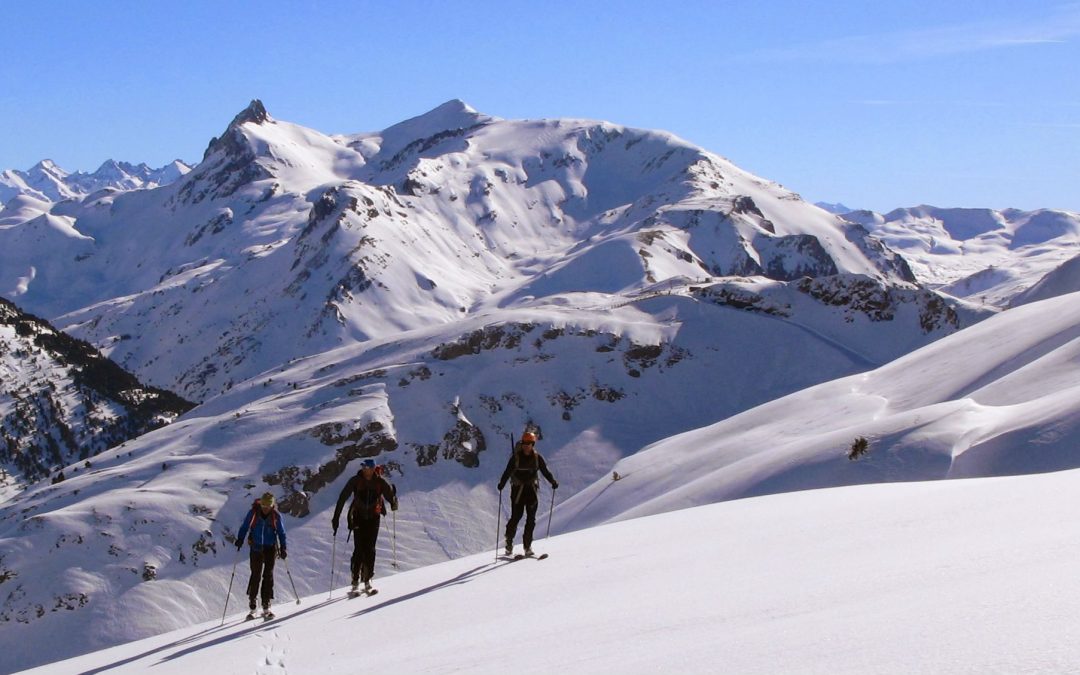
347, 473, 386, 527
510, 450, 541, 489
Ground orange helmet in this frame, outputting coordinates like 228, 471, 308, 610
521, 431, 537, 444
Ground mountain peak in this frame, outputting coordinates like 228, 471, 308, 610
201, 100, 272, 162
431, 98, 477, 115
92, 159, 127, 179
29, 159, 66, 177
230, 99, 270, 128
374, 99, 491, 161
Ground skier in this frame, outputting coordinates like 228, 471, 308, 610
235, 492, 287, 618
498, 431, 557, 557
331, 458, 398, 595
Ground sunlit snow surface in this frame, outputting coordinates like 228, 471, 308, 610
20, 467, 1080, 674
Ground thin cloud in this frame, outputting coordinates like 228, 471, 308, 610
1022, 122, 1080, 129
850, 99, 1010, 108
732, 5, 1080, 64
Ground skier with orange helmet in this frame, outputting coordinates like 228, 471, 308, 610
498, 430, 557, 557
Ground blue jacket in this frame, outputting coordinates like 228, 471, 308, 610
237, 504, 286, 552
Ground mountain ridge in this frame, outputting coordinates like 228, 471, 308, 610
2, 100, 931, 402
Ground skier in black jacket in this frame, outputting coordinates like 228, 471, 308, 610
498, 431, 557, 557
332, 459, 398, 593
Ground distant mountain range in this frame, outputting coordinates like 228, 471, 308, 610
843, 206, 1080, 307
0, 158, 191, 206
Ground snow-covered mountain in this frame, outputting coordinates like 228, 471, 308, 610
0, 297, 193, 498
845, 205, 1080, 307
0, 159, 190, 207
0, 100, 1021, 669
20, 467, 1080, 674
0, 99, 938, 405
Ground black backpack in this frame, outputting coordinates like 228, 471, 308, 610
346, 470, 395, 527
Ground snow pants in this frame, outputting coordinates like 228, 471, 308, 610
351, 517, 381, 584
505, 496, 539, 548
247, 546, 276, 604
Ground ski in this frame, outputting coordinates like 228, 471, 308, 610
514, 553, 549, 560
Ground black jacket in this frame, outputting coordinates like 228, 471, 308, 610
332, 472, 397, 529
499, 447, 557, 504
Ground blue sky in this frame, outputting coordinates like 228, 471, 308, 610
3, 1, 1078, 212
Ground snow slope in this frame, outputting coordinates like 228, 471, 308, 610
556, 289, 1080, 530
1010, 252, 1080, 307
19, 467, 1080, 674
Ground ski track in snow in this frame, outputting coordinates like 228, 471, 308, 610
256, 629, 286, 675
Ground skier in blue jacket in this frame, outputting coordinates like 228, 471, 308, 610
236, 492, 287, 616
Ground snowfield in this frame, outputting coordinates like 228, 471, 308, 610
20, 467, 1080, 674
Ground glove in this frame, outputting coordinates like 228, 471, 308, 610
236, 540, 243, 551
497, 481, 506, 491
390, 499, 399, 512
551, 481, 559, 490
279, 548, 287, 560
331, 517, 339, 535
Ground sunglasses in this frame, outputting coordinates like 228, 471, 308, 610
521, 441, 534, 446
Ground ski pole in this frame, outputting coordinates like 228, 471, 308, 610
545, 486, 556, 539
283, 556, 301, 605
392, 509, 398, 569
329, 532, 337, 600
495, 487, 503, 562
495, 431, 514, 562
220, 545, 242, 626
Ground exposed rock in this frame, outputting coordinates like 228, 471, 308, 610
265, 421, 397, 517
